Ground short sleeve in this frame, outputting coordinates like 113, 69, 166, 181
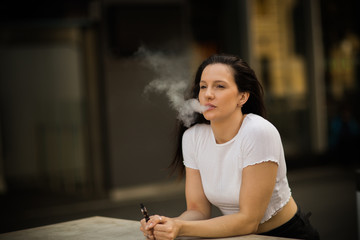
241, 121, 282, 168
182, 128, 198, 169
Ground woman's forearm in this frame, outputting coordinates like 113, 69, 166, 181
175, 209, 210, 221
175, 213, 258, 238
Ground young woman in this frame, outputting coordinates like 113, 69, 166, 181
140, 54, 319, 240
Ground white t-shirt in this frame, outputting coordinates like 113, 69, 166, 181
182, 113, 291, 223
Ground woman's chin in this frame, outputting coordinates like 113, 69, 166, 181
202, 112, 215, 121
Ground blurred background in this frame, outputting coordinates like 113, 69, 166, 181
0, 0, 359, 239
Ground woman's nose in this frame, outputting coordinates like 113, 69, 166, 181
205, 88, 214, 99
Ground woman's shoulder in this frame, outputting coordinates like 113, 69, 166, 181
244, 114, 279, 135
183, 123, 211, 142
245, 113, 275, 127
184, 123, 211, 136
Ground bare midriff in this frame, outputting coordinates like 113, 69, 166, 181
256, 196, 298, 234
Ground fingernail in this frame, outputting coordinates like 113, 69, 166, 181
145, 223, 153, 230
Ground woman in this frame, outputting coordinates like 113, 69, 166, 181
140, 54, 319, 239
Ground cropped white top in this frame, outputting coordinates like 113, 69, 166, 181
182, 114, 291, 223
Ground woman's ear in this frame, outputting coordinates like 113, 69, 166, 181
239, 92, 250, 107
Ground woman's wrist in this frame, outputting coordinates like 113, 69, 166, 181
174, 219, 185, 237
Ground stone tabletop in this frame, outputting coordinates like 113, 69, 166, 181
0, 216, 298, 240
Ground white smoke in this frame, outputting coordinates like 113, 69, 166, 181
137, 47, 207, 127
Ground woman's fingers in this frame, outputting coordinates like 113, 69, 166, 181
145, 215, 163, 230
153, 217, 179, 240
141, 215, 179, 240
140, 218, 155, 239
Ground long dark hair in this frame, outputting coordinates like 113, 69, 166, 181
169, 53, 266, 178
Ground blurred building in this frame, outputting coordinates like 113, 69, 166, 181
0, 0, 359, 209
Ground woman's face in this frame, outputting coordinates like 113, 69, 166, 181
199, 63, 243, 123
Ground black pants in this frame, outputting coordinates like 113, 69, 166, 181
260, 207, 320, 240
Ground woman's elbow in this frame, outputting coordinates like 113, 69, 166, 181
186, 204, 211, 219
247, 221, 260, 234
233, 216, 260, 236
182, 208, 211, 220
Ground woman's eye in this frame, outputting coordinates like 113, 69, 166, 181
200, 85, 207, 89
216, 85, 225, 88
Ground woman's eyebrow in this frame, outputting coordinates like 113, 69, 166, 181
200, 80, 227, 84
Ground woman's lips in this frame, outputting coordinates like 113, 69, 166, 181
205, 104, 216, 111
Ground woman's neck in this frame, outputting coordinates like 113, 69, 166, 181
211, 111, 246, 144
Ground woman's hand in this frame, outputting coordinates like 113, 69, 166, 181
140, 215, 166, 239
140, 217, 153, 239
152, 216, 181, 240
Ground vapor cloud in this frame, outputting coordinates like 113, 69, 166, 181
137, 47, 206, 127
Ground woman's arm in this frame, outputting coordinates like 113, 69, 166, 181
140, 167, 211, 239
152, 161, 278, 239
177, 167, 212, 220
